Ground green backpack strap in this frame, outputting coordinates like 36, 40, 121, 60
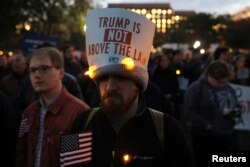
83, 107, 165, 150
149, 108, 165, 150
83, 107, 100, 130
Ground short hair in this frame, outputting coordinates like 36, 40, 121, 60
62, 43, 75, 54
37, 42, 54, 49
28, 47, 64, 68
172, 49, 181, 57
213, 47, 229, 60
13, 51, 27, 64
205, 60, 230, 79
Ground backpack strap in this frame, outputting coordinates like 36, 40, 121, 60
83, 107, 165, 151
83, 107, 100, 130
149, 108, 165, 150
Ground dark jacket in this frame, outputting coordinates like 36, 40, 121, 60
16, 88, 90, 167
69, 98, 194, 167
0, 91, 14, 167
152, 66, 180, 97
184, 75, 241, 135
64, 58, 83, 78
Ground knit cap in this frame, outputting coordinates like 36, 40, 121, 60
85, 8, 155, 91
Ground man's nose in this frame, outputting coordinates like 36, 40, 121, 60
32, 70, 43, 77
105, 76, 118, 90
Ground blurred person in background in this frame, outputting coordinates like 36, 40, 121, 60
152, 52, 181, 119
0, 50, 28, 165
184, 60, 242, 166
213, 46, 235, 80
62, 43, 83, 78
232, 55, 250, 86
0, 50, 28, 109
184, 48, 204, 86
0, 54, 11, 80
213, 47, 232, 63
77, 49, 96, 106
0, 90, 14, 167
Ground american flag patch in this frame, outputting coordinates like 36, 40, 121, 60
19, 113, 30, 138
60, 132, 92, 167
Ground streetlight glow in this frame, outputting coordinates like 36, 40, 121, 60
193, 40, 201, 49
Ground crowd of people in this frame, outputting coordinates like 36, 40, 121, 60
0, 41, 249, 167
0, 8, 249, 167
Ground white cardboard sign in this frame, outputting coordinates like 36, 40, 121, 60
231, 84, 250, 131
86, 8, 155, 70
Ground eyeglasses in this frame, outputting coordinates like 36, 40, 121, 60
29, 65, 60, 75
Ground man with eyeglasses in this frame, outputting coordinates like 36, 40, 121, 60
16, 47, 90, 167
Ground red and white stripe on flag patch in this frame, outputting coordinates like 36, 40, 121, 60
19, 113, 30, 138
60, 132, 92, 167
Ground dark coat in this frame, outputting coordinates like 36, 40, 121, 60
184, 76, 240, 134
69, 98, 194, 167
0, 91, 14, 167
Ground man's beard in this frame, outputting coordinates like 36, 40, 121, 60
100, 90, 137, 119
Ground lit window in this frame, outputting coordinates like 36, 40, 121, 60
157, 9, 162, 15
151, 9, 157, 14
167, 9, 172, 14
141, 9, 147, 15
167, 19, 171, 24
146, 13, 152, 19
175, 15, 180, 21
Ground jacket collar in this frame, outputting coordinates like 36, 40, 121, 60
45, 87, 70, 115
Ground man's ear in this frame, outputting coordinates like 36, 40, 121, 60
60, 68, 65, 79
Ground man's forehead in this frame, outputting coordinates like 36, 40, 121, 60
29, 55, 52, 65
31, 54, 50, 61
